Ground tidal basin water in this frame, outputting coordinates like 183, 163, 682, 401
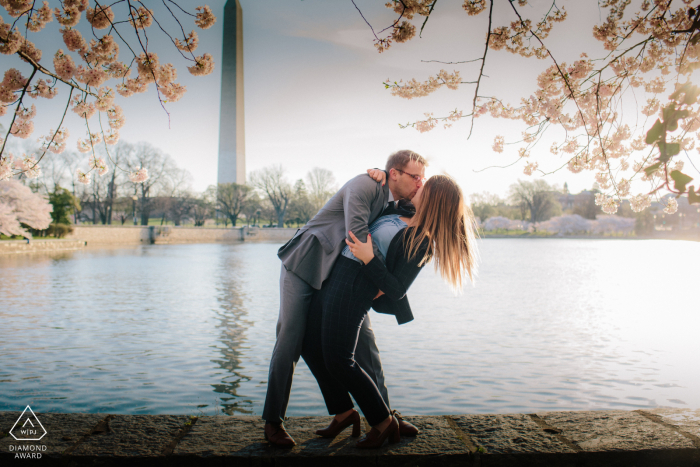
1, 239, 699, 416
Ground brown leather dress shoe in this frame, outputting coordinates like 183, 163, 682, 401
355, 416, 400, 449
316, 410, 362, 438
264, 422, 296, 448
392, 410, 419, 436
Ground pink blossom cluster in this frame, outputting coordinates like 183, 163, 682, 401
195, 6, 216, 29
13, 154, 40, 178
94, 86, 115, 111
10, 104, 36, 139
84, 35, 119, 66
27, 1, 53, 32
76, 131, 102, 154
129, 6, 153, 29
0, 179, 52, 238
29, 79, 57, 99
389, 69, 461, 100
107, 104, 125, 129
0, 0, 32, 18
53, 49, 77, 80
492, 136, 504, 153
86, 5, 114, 29
187, 53, 215, 76
523, 161, 538, 176
415, 113, 437, 133
0, 68, 26, 107
629, 194, 651, 213
594, 193, 619, 215
60, 27, 87, 53
129, 168, 149, 183
71, 95, 96, 119
663, 198, 678, 214
0, 153, 13, 181
54, 0, 88, 28
76, 168, 90, 185
40, 127, 69, 154
89, 156, 108, 176
174, 31, 199, 52
0, 18, 22, 55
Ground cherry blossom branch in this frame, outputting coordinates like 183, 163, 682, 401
468, 0, 493, 138
418, 0, 436, 38
0, 66, 36, 157
33, 87, 74, 167
507, 1, 590, 138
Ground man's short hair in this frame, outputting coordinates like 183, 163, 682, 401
385, 150, 428, 172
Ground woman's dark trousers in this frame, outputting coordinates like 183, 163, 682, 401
302, 257, 391, 427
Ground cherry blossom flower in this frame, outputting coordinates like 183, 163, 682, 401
195, 6, 216, 29
174, 31, 199, 52
129, 6, 153, 29
187, 53, 214, 76
90, 156, 108, 176
60, 27, 87, 53
27, 1, 53, 32
53, 49, 77, 80
463, 0, 487, 16
492, 135, 504, 153
86, 5, 114, 29
29, 79, 57, 99
617, 178, 630, 197
415, 113, 437, 133
629, 194, 651, 212
54, 5, 82, 27
71, 96, 96, 119
14, 155, 40, 178
76, 168, 90, 184
0, 154, 13, 181
523, 161, 538, 175
663, 198, 678, 214
601, 196, 619, 215
129, 168, 149, 183
103, 129, 119, 145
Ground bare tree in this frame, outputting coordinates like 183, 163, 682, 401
288, 179, 315, 226
208, 183, 253, 227
305, 167, 337, 212
508, 180, 562, 224
250, 165, 293, 228
124, 143, 176, 225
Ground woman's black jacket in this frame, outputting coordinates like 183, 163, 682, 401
360, 226, 430, 325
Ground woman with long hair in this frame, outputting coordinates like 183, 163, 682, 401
301, 174, 479, 449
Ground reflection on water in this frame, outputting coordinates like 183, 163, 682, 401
0, 239, 699, 416
210, 250, 254, 414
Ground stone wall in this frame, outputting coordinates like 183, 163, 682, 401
66, 225, 149, 245
0, 239, 87, 255
63, 225, 298, 245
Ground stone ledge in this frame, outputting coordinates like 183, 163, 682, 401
1, 410, 699, 466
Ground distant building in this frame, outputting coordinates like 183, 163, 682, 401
217, 0, 245, 185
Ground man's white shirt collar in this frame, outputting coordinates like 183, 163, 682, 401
386, 190, 395, 208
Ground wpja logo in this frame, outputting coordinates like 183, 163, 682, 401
7, 406, 48, 460
10, 406, 46, 441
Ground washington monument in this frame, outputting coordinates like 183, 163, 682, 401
217, 0, 245, 185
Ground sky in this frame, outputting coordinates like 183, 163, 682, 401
1, 1, 630, 198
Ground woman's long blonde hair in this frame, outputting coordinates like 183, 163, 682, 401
404, 174, 479, 291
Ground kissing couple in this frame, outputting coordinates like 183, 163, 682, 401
262, 150, 479, 449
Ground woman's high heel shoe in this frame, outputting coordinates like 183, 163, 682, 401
355, 416, 400, 449
316, 410, 362, 438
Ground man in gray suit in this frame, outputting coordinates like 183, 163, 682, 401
263, 150, 428, 446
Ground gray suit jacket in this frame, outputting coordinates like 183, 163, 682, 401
278, 174, 390, 290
